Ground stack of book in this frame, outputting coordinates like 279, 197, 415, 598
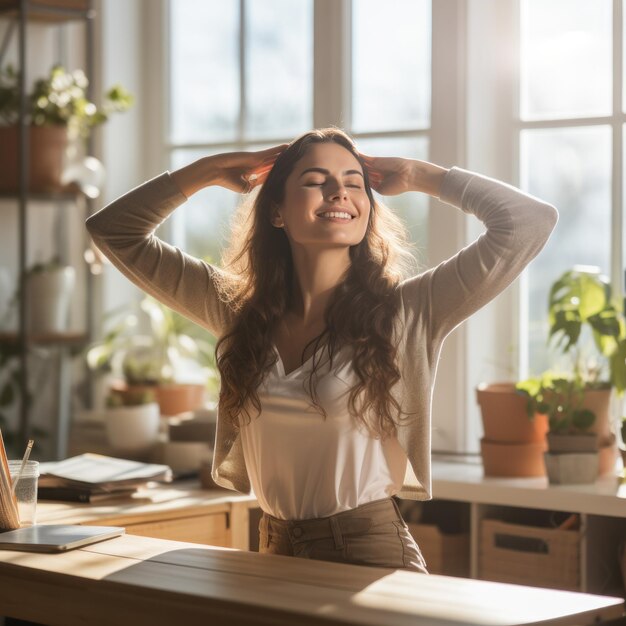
38, 453, 173, 503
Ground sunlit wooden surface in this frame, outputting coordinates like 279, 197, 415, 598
0, 534, 622, 626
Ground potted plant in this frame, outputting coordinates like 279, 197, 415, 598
86, 296, 218, 416
476, 381, 549, 477
103, 387, 160, 453
25, 257, 75, 334
0, 64, 133, 193
515, 266, 625, 482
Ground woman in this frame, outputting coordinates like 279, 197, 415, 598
86, 127, 558, 572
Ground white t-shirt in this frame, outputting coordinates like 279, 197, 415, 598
238, 344, 408, 520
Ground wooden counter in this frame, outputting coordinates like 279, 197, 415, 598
36, 482, 258, 550
0, 534, 622, 626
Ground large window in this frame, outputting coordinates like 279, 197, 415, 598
168, 0, 314, 262
163, 1, 624, 452
167, 0, 431, 264
518, 0, 619, 377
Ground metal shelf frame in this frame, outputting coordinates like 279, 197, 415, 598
0, 0, 95, 459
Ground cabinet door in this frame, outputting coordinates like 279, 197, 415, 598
125, 513, 230, 546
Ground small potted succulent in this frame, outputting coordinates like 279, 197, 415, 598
0, 64, 133, 192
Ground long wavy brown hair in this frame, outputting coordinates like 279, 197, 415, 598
214, 128, 416, 439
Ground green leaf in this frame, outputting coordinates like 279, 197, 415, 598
572, 409, 596, 431
609, 339, 626, 395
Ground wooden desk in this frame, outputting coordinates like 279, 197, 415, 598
36, 482, 258, 550
0, 534, 622, 626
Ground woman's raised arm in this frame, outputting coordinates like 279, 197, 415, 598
363, 155, 558, 345
86, 145, 286, 337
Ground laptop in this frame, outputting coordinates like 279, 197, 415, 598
0, 524, 125, 553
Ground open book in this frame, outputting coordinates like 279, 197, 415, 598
38, 453, 172, 492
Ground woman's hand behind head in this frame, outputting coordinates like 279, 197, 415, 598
212, 144, 289, 193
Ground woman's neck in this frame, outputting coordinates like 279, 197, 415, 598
288, 246, 350, 324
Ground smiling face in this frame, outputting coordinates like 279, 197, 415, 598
272, 142, 372, 250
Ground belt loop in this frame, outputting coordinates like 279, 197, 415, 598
390, 496, 402, 520
261, 514, 270, 549
329, 516, 344, 549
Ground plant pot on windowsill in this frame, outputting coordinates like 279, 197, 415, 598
480, 438, 547, 478
476, 382, 549, 443
544, 451, 599, 485
476, 382, 549, 477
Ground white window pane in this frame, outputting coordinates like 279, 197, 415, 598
352, 0, 431, 133
356, 136, 429, 261
245, 0, 313, 140
171, 144, 277, 261
521, 126, 611, 375
170, 149, 240, 262
170, 1, 240, 144
520, 0, 612, 120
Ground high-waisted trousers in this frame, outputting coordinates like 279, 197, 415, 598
258, 496, 428, 573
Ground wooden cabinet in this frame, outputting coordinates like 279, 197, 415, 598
421, 460, 626, 597
93, 511, 231, 547
37, 482, 257, 550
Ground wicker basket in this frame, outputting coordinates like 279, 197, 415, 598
407, 523, 470, 577
479, 518, 580, 591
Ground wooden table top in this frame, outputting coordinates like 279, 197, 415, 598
36, 481, 257, 526
0, 534, 622, 626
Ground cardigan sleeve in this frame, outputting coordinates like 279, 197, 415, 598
399, 167, 558, 344
85, 172, 234, 338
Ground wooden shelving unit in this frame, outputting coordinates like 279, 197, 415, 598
0, 0, 95, 459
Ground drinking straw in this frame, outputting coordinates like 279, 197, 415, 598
11, 439, 34, 496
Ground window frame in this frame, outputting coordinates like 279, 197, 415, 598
153, 0, 566, 454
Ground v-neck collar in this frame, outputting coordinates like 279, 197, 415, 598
272, 342, 330, 379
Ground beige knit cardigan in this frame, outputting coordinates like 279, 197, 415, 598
86, 167, 558, 501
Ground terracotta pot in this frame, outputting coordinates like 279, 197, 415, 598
598, 435, 618, 475
480, 438, 547, 477
155, 383, 206, 416
0, 125, 68, 193
111, 381, 206, 417
476, 382, 548, 443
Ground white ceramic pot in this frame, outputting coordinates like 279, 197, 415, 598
544, 452, 599, 484
26, 266, 75, 333
105, 402, 161, 452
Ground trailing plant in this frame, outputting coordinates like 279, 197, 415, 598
0, 64, 133, 139
86, 296, 219, 401
516, 372, 597, 435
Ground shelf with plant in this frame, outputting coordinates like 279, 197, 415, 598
0, 63, 133, 193
86, 295, 219, 417
515, 267, 624, 482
